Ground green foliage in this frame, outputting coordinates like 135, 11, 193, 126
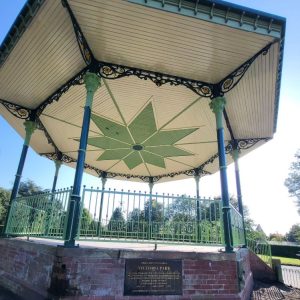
269, 232, 285, 242
270, 244, 300, 259
228, 195, 266, 242
0, 187, 10, 225
143, 199, 164, 222
168, 196, 195, 222
285, 149, 300, 214
18, 179, 45, 196
285, 224, 300, 243
108, 207, 125, 231
271, 256, 300, 266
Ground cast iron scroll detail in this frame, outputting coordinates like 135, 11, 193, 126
0, 99, 31, 120
36, 67, 87, 116
36, 118, 59, 153
35, 42, 273, 115
215, 43, 272, 97
95, 61, 214, 98
227, 138, 271, 153
62, 0, 95, 65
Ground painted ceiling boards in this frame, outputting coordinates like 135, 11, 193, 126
0, 0, 285, 182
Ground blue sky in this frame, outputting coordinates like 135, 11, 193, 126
0, 0, 299, 235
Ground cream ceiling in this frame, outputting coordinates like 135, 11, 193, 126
0, 0, 284, 182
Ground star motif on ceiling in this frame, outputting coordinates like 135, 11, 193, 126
84, 102, 199, 169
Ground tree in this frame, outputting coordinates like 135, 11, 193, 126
269, 232, 285, 242
0, 187, 10, 227
285, 149, 300, 214
18, 179, 45, 196
108, 207, 125, 231
285, 224, 300, 243
229, 196, 266, 241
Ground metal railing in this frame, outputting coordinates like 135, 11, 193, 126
247, 239, 273, 267
6, 188, 71, 239
79, 187, 223, 245
5, 187, 245, 247
230, 203, 245, 246
281, 266, 300, 288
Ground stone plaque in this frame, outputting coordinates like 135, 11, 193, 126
124, 259, 182, 295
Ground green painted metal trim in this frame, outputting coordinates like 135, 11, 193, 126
0, 0, 45, 67
128, 0, 284, 38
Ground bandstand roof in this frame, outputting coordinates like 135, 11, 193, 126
0, 0, 286, 182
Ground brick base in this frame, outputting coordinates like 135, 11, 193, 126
0, 239, 253, 300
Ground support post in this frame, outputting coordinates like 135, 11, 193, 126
64, 72, 101, 247
4, 120, 36, 234
51, 159, 62, 193
97, 171, 107, 236
210, 97, 233, 252
231, 145, 247, 245
194, 169, 201, 243
44, 158, 62, 236
148, 177, 154, 240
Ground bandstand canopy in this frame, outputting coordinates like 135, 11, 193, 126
0, 0, 285, 182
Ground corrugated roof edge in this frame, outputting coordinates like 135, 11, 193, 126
0, 0, 45, 67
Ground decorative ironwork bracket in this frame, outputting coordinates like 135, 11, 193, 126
226, 137, 271, 153
35, 118, 59, 153
94, 61, 214, 98
213, 43, 272, 98
34, 42, 272, 115
0, 98, 32, 120
36, 67, 87, 116
62, 0, 95, 65
41, 137, 269, 183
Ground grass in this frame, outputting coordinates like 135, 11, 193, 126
272, 256, 300, 266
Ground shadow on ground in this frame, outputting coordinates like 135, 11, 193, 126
0, 286, 25, 300
252, 280, 300, 299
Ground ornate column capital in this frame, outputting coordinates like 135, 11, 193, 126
24, 120, 36, 145
54, 159, 62, 171
209, 97, 226, 129
84, 72, 101, 106
209, 96, 226, 114
231, 148, 239, 161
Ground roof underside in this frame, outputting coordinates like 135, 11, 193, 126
0, 0, 285, 182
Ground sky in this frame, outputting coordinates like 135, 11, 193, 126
0, 0, 299, 235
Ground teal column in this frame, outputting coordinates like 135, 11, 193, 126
210, 97, 233, 252
231, 147, 247, 245
4, 120, 36, 234
194, 169, 201, 242
148, 177, 154, 240
64, 72, 101, 247
97, 171, 107, 236
51, 159, 62, 193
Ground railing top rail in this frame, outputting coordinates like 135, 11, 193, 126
229, 203, 242, 217
14, 188, 72, 200
83, 187, 221, 202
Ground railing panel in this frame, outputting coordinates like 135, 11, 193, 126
230, 203, 245, 246
79, 188, 223, 245
6, 189, 71, 239
247, 238, 273, 268
6, 187, 247, 248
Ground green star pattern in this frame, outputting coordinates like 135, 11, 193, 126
86, 102, 198, 169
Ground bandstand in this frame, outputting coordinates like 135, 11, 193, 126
0, 0, 285, 299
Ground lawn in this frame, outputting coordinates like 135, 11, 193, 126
272, 256, 300, 266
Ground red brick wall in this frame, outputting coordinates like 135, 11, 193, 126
0, 239, 253, 300
0, 238, 55, 299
